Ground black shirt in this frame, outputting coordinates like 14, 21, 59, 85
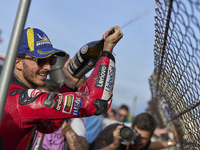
89, 123, 150, 150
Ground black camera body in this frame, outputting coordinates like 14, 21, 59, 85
49, 54, 69, 88
120, 126, 140, 145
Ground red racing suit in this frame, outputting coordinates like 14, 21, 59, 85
0, 51, 115, 150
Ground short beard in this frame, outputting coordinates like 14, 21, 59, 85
22, 61, 46, 88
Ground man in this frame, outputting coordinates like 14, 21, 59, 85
106, 104, 129, 122
83, 104, 129, 145
0, 26, 123, 150
90, 112, 178, 150
83, 104, 129, 144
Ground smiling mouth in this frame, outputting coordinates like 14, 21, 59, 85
37, 71, 49, 78
38, 73, 48, 77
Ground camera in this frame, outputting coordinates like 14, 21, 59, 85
120, 126, 140, 145
49, 54, 69, 88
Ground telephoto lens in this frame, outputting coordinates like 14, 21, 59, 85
120, 126, 140, 145
49, 54, 69, 88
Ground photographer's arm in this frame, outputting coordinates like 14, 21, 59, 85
148, 125, 178, 150
65, 130, 89, 150
94, 125, 123, 150
153, 127, 171, 137
148, 141, 176, 150
61, 121, 89, 150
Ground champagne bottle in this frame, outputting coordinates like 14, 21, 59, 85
67, 29, 115, 78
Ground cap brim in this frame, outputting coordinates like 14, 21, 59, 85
26, 48, 66, 58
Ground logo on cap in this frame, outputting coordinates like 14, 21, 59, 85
36, 33, 52, 46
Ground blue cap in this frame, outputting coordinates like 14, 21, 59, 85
18, 28, 66, 58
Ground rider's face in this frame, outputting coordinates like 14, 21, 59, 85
20, 55, 53, 88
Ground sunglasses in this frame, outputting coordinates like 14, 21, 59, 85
19, 56, 57, 67
119, 114, 127, 118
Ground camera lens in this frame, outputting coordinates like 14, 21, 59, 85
120, 126, 134, 140
49, 54, 69, 88
120, 126, 140, 145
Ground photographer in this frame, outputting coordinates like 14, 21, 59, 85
90, 113, 178, 150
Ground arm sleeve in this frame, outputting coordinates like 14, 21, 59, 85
59, 84, 78, 93
11, 51, 115, 133
70, 118, 86, 137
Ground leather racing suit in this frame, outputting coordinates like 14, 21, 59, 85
0, 51, 115, 150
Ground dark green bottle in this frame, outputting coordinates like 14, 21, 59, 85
67, 29, 115, 78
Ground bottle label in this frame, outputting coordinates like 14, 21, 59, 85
69, 53, 82, 73
67, 65, 74, 75
77, 51, 84, 63
67, 40, 102, 78
75, 59, 96, 78
80, 45, 88, 54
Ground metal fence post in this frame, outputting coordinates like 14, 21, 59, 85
0, 0, 31, 123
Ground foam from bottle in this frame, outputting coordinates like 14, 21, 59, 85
121, 8, 153, 29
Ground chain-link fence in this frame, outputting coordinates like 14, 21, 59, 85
148, 0, 200, 149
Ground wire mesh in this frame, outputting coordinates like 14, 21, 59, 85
149, 0, 200, 149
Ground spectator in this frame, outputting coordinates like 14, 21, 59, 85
104, 104, 172, 137
31, 118, 88, 150
83, 104, 170, 146
83, 115, 104, 144
90, 112, 178, 150
105, 104, 129, 122
83, 104, 129, 144
0, 26, 123, 150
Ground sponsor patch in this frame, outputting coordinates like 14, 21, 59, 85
53, 93, 64, 111
95, 64, 108, 89
101, 60, 115, 101
43, 93, 56, 108
62, 95, 73, 113
77, 51, 84, 63
27, 89, 43, 97
17, 89, 44, 105
105, 65, 115, 93
72, 97, 82, 116
36, 33, 52, 47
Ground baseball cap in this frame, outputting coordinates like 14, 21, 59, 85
18, 28, 66, 58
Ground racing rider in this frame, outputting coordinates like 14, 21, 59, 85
0, 26, 123, 150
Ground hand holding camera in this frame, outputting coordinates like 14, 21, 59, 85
110, 125, 141, 150
120, 126, 141, 146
